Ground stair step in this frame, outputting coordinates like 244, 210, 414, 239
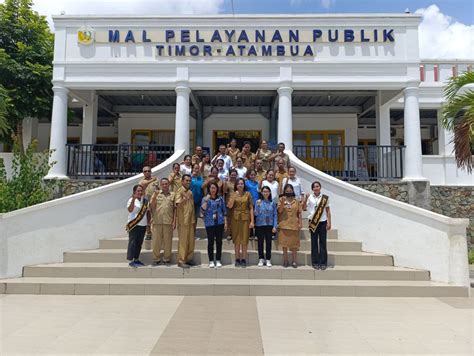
1, 277, 467, 297
23, 263, 430, 281
171, 227, 337, 240
63, 249, 394, 266
99, 237, 359, 252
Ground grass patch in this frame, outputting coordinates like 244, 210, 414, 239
469, 250, 474, 265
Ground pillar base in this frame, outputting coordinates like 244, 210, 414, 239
403, 179, 431, 210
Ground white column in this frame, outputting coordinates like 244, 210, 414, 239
22, 117, 38, 150
277, 86, 293, 150
403, 82, 425, 180
45, 86, 69, 179
81, 92, 98, 144
174, 85, 190, 153
375, 93, 391, 146
437, 108, 455, 156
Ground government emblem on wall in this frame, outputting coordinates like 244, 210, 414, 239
77, 26, 95, 45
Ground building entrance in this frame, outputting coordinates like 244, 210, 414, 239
212, 130, 262, 154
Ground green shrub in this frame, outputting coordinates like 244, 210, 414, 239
469, 250, 474, 265
0, 136, 58, 213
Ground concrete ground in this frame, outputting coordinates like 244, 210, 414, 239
1, 292, 473, 355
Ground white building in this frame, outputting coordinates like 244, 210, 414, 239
1, 14, 471, 294
0, 13, 467, 185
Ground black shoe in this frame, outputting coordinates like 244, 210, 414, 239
321, 265, 327, 271
187, 260, 196, 267
153, 260, 162, 266
128, 261, 137, 268
283, 261, 289, 268
241, 259, 247, 268
235, 259, 241, 267
134, 260, 145, 267
145, 235, 152, 241
178, 263, 190, 268
292, 261, 298, 269
316, 264, 321, 270
164, 261, 171, 267
312, 263, 317, 269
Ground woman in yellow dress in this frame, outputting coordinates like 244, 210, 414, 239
226, 138, 240, 167
278, 184, 302, 268
168, 163, 182, 192
227, 178, 254, 268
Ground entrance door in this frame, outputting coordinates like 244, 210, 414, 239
213, 130, 261, 154
293, 130, 345, 172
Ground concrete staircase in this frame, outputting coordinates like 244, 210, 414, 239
1, 225, 469, 296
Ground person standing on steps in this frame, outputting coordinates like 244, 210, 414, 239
281, 167, 305, 201
201, 182, 227, 268
180, 154, 193, 175
139, 165, 157, 241
126, 185, 149, 268
232, 156, 248, 179
275, 158, 289, 194
149, 178, 176, 267
212, 144, 232, 172
224, 169, 238, 241
278, 184, 302, 268
303, 181, 332, 271
254, 186, 277, 267
175, 174, 196, 268
227, 178, 254, 268
168, 163, 182, 192
270, 142, 290, 170
199, 153, 212, 179
256, 140, 272, 171
226, 138, 240, 166
190, 163, 204, 234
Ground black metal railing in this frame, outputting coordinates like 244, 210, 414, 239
66, 144, 174, 179
293, 145, 405, 180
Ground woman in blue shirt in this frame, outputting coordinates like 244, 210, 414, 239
201, 182, 227, 268
190, 163, 204, 227
254, 186, 277, 267
245, 169, 260, 205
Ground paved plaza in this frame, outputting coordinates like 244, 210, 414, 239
1, 292, 473, 355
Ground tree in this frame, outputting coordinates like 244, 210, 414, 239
0, 0, 54, 149
442, 71, 474, 173
0, 85, 10, 138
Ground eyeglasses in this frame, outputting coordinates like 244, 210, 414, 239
143, 170, 151, 173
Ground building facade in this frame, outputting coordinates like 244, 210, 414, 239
4, 14, 472, 185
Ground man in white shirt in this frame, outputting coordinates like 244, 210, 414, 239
303, 181, 331, 271
216, 158, 229, 181
211, 144, 232, 172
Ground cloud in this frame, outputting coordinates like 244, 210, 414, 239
3, 0, 224, 29
320, 0, 335, 9
416, 4, 474, 59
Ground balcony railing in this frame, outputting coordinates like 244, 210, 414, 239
66, 144, 174, 179
293, 145, 405, 180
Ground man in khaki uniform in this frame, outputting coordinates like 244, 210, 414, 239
255, 159, 267, 184
240, 141, 256, 170
149, 178, 176, 266
175, 174, 196, 268
139, 166, 158, 240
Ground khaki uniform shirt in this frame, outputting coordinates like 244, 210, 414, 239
169, 173, 182, 192
256, 149, 272, 171
275, 171, 289, 188
139, 177, 158, 200
227, 147, 240, 166
277, 197, 301, 231
230, 191, 252, 221
175, 186, 195, 226
256, 169, 267, 184
151, 191, 175, 225
240, 152, 256, 169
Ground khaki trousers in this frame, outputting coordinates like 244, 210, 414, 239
177, 224, 195, 264
151, 224, 173, 262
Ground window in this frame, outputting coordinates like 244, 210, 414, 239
131, 130, 195, 149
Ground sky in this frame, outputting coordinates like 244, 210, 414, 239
1, 0, 473, 59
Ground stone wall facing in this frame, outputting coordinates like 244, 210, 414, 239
352, 182, 473, 247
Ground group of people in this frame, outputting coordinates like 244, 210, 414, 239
126, 139, 332, 270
